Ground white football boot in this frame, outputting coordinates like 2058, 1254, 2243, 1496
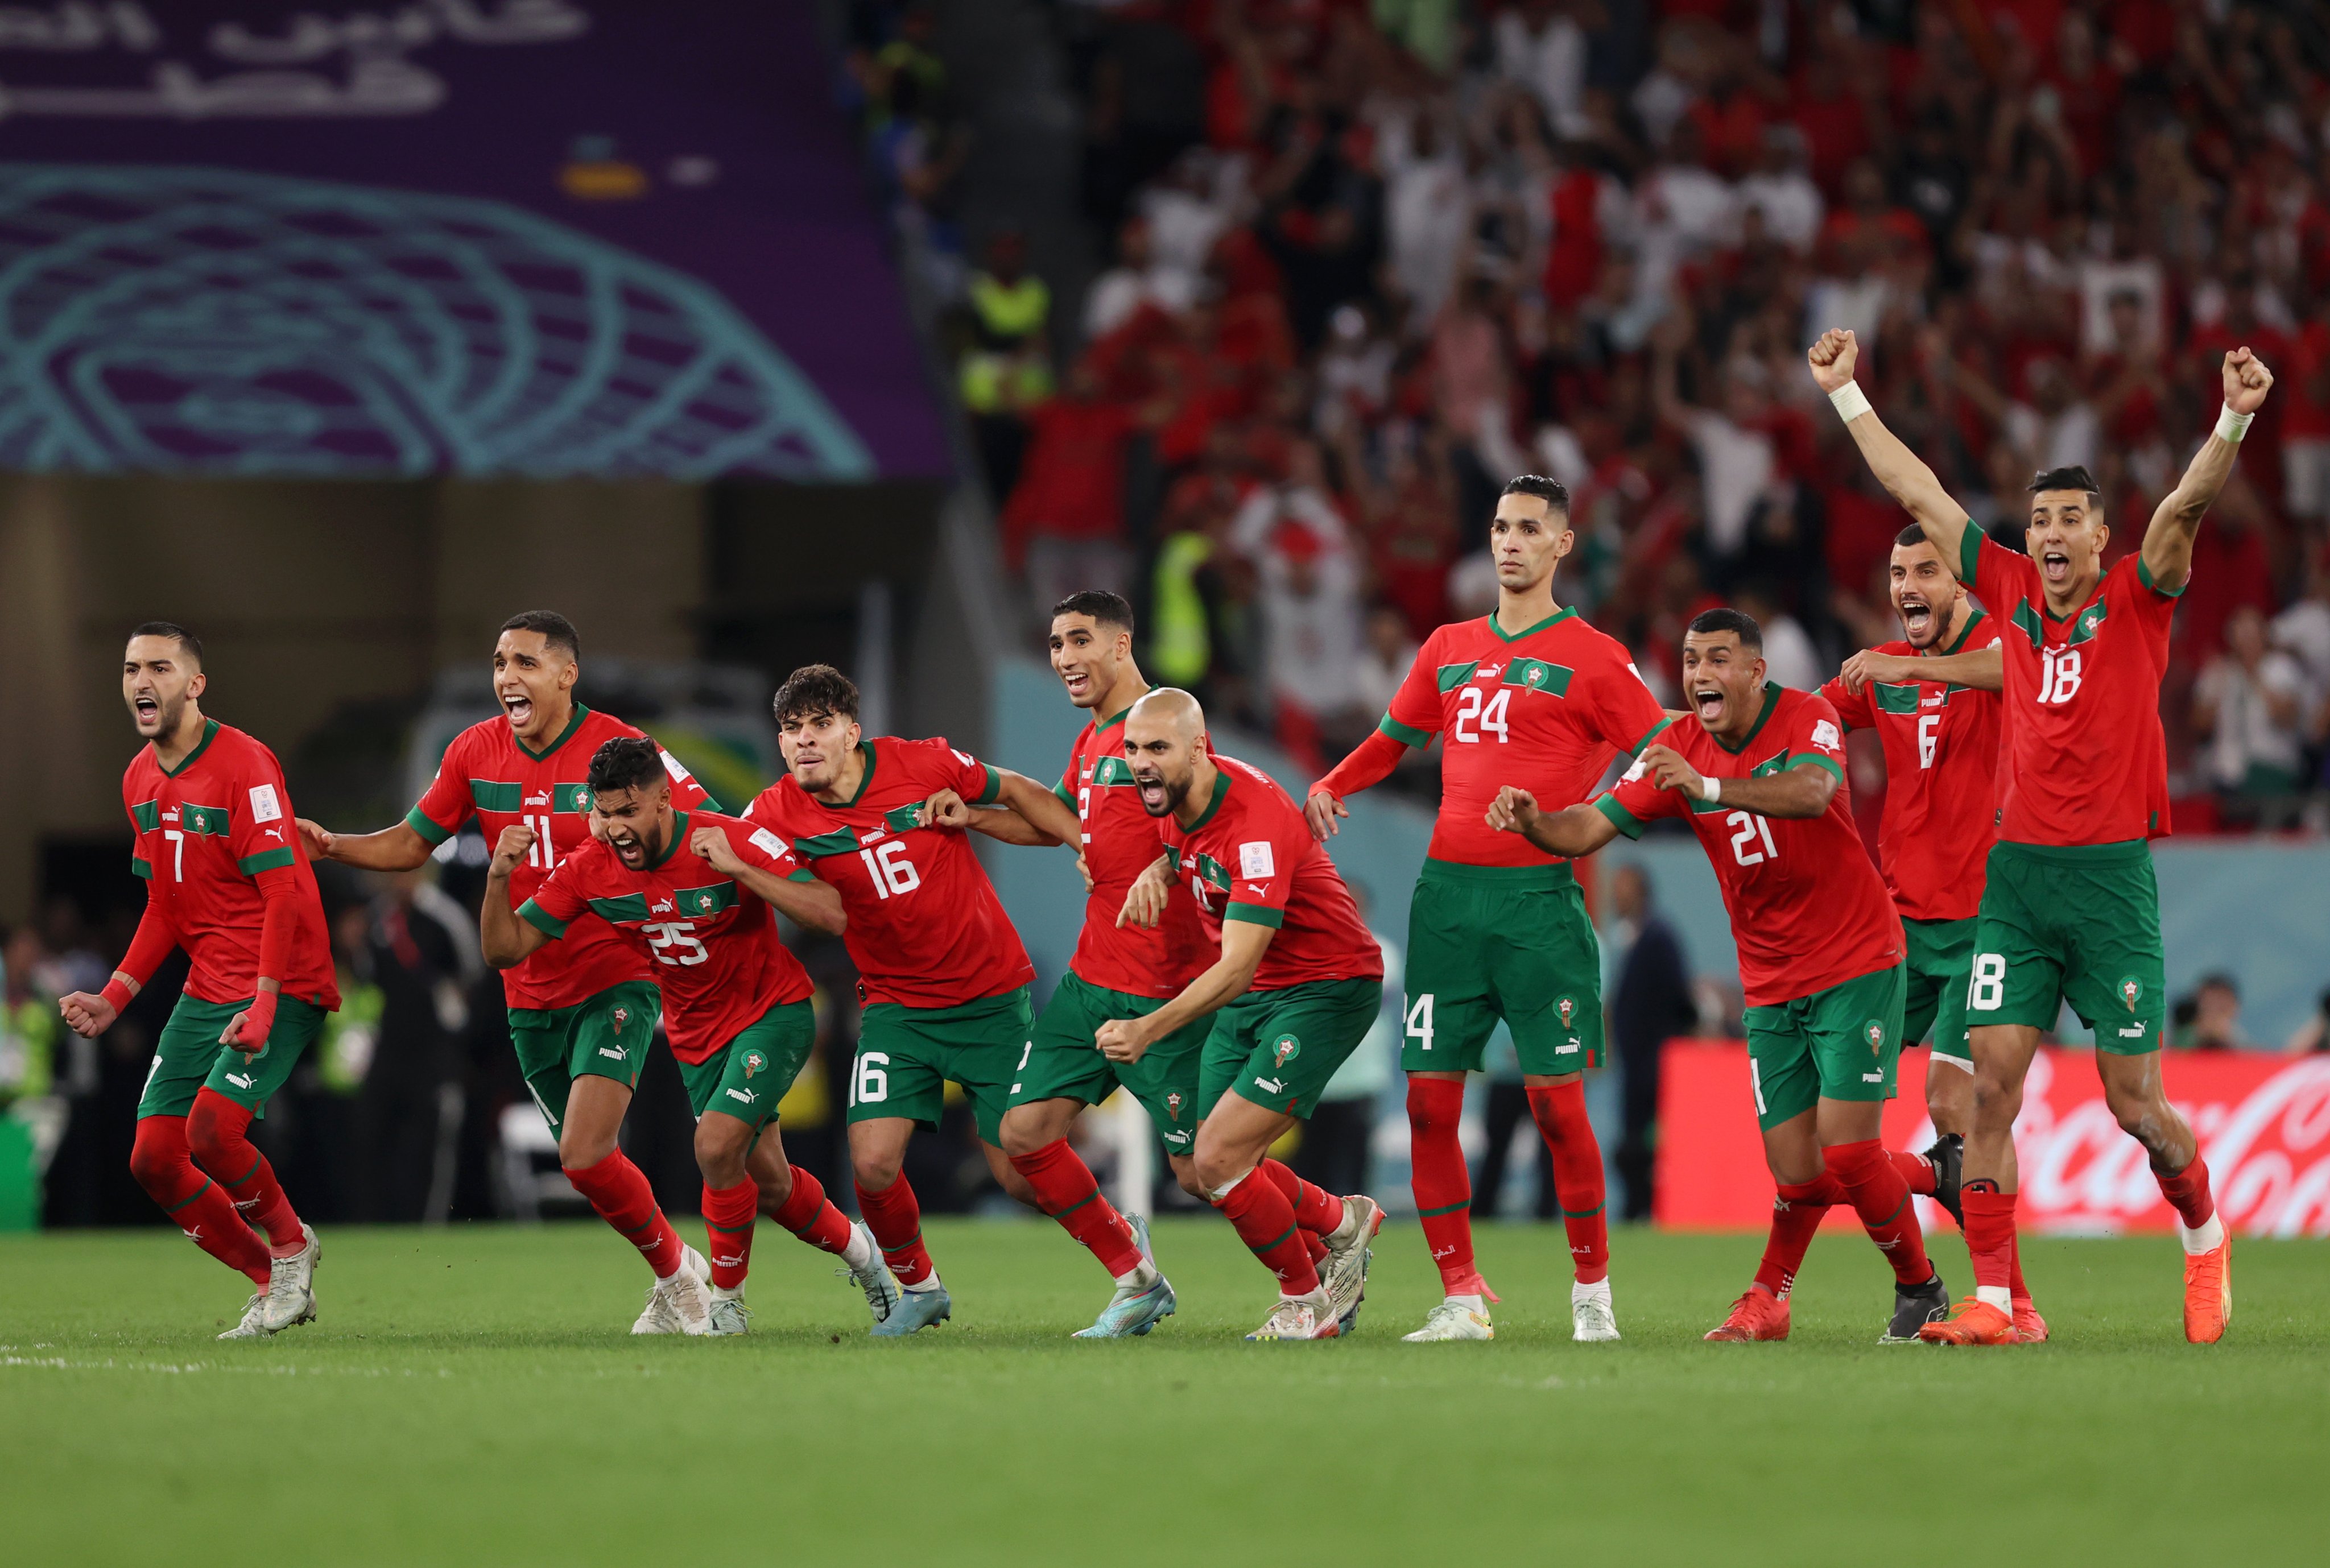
1402, 1298, 1495, 1342
257, 1224, 321, 1333
218, 1293, 272, 1341
1245, 1289, 1341, 1341
1571, 1279, 1621, 1342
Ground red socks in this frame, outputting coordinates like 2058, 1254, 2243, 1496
1259, 1158, 1345, 1238
564, 1148, 684, 1278
1526, 1082, 1609, 1284
1963, 1187, 2018, 1294
1406, 1076, 1483, 1294
768, 1164, 854, 1256
1825, 1139, 1932, 1285
187, 1088, 303, 1252
2154, 1156, 2216, 1230
1753, 1172, 1840, 1298
1213, 1168, 1320, 1294
700, 1178, 758, 1291
129, 1115, 271, 1286
854, 1174, 936, 1286
1887, 1148, 1937, 1197
1011, 1139, 1143, 1277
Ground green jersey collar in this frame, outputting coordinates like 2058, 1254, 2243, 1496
514, 701, 590, 763
1933, 607, 1988, 657
836, 740, 878, 807
647, 809, 689, 870
1185, 764, 1230, 831
1488, 605, 1576, 644
160, 718, 221, 778
1712, 683, 1782, 755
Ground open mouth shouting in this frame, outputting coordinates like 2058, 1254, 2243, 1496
1133, 766, 1172, 817
500, 688, 536, 729
1692, 684, 1726, 725
2039, 546, 2073, 586
132, 692, 161, 729
1897, 589, 1934, 643
1060, 665, 1093, 702
606, 826, 647, 868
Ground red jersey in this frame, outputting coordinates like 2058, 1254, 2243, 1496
745, 736, 1034, 1008
1379, 609, 1671, 870
1156, 754, 1382, 992
406, 705, 710, 1012
1962, 527, 2175, 846
1819, 611, 2002, 923
123, 719, 339, 1010
519, 809, 813, 1064
1054, 705, 1212, 998
1596, 685, 1903, 1007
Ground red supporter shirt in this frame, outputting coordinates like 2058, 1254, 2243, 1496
1157, 754, 1382, 992
1962, 527, 2175, 846
406, 705, 710, 1012
745, 737, 1035, 1009
1819, 611, 2003, 924
1595, 686, 1903, 1007
1378, 609, 1672, 870
122, 719, 339, 1010
1053, 706, 1213, 998
518, 809, 814, 1064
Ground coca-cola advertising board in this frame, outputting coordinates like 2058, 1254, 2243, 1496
1654, 1041, 2330, 1235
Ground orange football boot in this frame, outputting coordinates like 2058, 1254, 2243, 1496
1918, 1297, 2017, 1345
2012, 1296, 2048, 1343
2183, 1233, 2231, 1344
1703, 1288, 1790, 1342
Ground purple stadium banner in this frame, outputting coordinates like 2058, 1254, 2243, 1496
0, 1, 947, 479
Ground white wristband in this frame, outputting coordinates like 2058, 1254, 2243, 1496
1700, 773, 1721, 805
2215, 403, 2253, 444
1829, 381, 1873, 423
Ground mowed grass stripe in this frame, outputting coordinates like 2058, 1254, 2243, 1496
1, 1221, 2322, 1567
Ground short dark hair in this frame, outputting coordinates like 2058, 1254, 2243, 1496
1051, 590, 1134, 632
128, 620, 203, 663
1687, 606, 1763, 652
1499, 474, 1571, 515
772, 663, 860, 726
499, 610, 580, 661
1895, 523, 1930, 549
2028, 467, 2101, 506
585, 736, 665, 799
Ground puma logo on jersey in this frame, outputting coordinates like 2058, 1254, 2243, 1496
725, 1087, 758, 1105
652, 899, 674, 913
864, 828, 887, 845
263, 828, 284, 842
1922, 693, 1944, 708
1475, 663, 1503, 680
1862, 1071, 1883, 1082
527, 792, 551, 806
598, 1046, 626, 1061
1254, 1075, 1286, 1094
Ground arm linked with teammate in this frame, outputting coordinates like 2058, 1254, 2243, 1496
2139, 347, 2275, 593
1807, 328, 1974, 567
1839, 643, 2003, 695
689, 826, 846, 935
1636, 743, 1837, 820
295, 817, 435, 872
1485, 786, 1623, 857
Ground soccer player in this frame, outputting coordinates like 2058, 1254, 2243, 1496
58, 623, 338, 1340
1307, 475, 1671, 1343
296, 611, 723, 1333
1486, 610, 1951, 1343
1810, 326, 2269, 1344
1820, 524, 2048, 1340
742, 664, 1083, 1335
956, 591, 1212, 1337
1108, 689, 1386, 1341
476, 737, 899, 1334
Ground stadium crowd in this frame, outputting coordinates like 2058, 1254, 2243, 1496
853, 0, 2330, 826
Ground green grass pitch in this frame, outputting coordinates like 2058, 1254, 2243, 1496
2, 1218, 2323, 1566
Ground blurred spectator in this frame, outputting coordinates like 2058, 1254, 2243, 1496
2283, 988, 2330, 1056
1732, 580, 1821, 692
1085, 216, 1199, 340
2194, 606, 2307, 829
1354, 604, 1418, 718
1003, 361, 1158, 616
2271, 553, 2330, 775
1606, 863, 1692, 1223
959, 230, 1054, 505
1473, 1030, 1555, 1222
351, 871, 480, 1223
1231, 441, 1366, 771
1, 925, 56, 1104
2171, 973, 2246, 1052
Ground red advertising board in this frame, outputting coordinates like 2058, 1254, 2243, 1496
1654, 1041, 2330, 1236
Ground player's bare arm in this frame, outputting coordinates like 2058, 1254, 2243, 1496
1840, 644, 2003, 694
1115, 851, 1176, 929
1095, 920, 1273, 1065
478, 824, 553, 967
1303, 788, 1350, 842
294, 816, 433, 871
1808, 328, 1973, 563
1486, 785, 1621, 858
2139, 346, 2275, 593
989, 768, 1082, 846
688, 825, 846, 934
919, 787, 1048, 845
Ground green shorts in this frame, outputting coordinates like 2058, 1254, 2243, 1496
137, 992, 329, 1119
848, 986, 1031, 1146
1199, 976, 1382, 1120
675, 1000, 817, 1130
1009, 973, 1208, 1153
507, 980, 662, 1131
1402, 862, 1604, 1075
1903, 916, 1977, 1070
1968, 841, 2166, 1053
1742, 963, 1905, 1132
